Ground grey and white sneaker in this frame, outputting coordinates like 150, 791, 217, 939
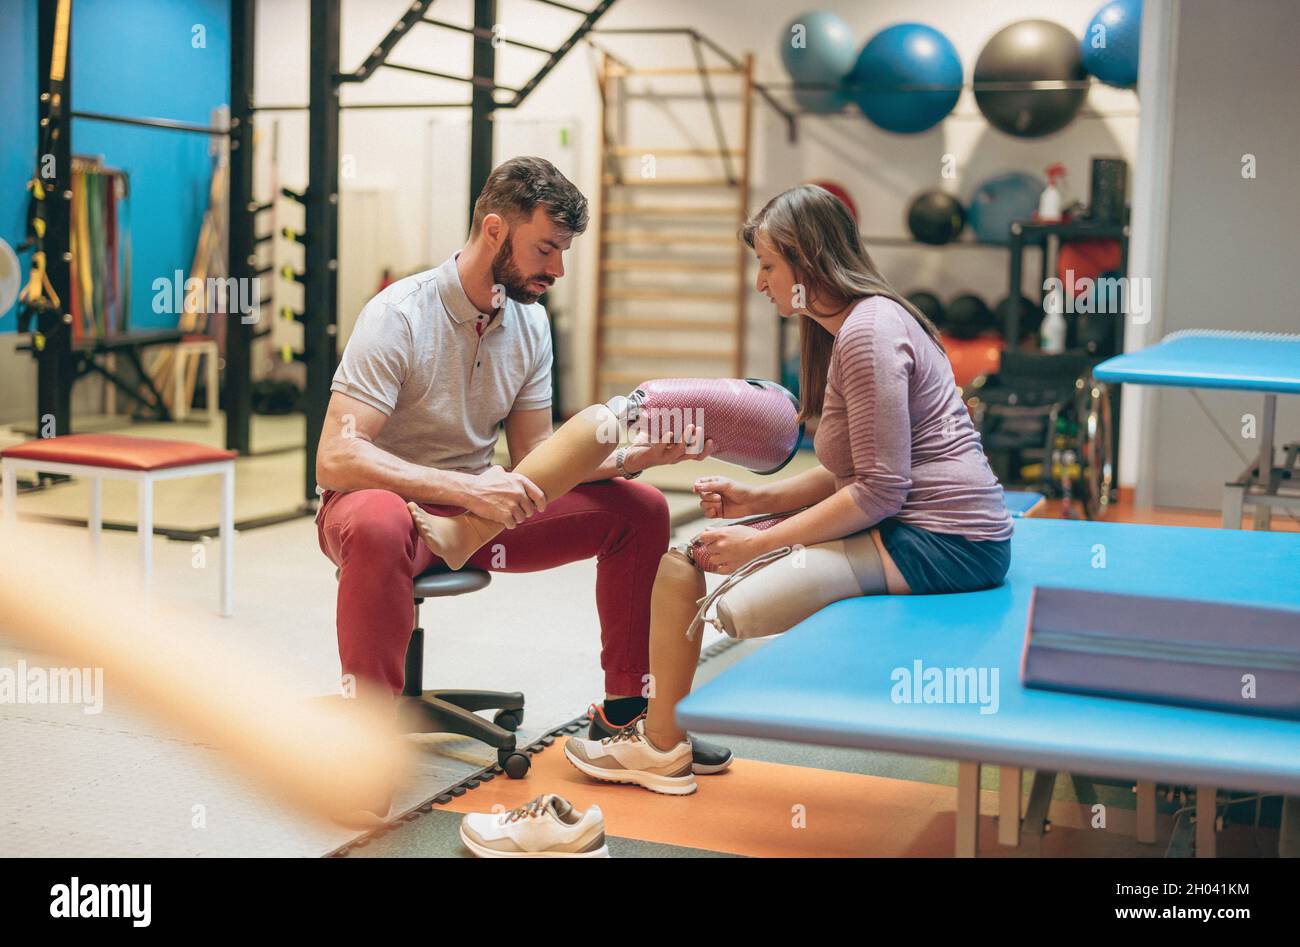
459, 794, 609, 858
564, 717, 697, 795
587, 702, 733, 775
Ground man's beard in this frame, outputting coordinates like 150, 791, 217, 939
491, 239, 552, 305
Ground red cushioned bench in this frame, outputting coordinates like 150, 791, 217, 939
1, 433, 237, 616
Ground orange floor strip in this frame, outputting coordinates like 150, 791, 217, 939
435, 742, 1174, 857
1035, 487, 1300, 532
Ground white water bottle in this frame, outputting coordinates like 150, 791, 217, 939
1041, 286, 1067, 354
1038, 164, 1065, 222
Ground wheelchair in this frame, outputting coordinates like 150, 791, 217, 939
965, 348, 1116, 520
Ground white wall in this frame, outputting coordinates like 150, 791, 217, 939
1138, 0, 1300, 510
252, 0, 1139, 416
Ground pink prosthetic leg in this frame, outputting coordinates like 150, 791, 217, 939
624, 378, 802, 474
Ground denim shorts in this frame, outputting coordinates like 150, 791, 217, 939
877, 518, 1011, 595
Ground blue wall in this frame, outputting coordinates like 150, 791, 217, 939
0, 0, 230, 332
0, 0, 37, 325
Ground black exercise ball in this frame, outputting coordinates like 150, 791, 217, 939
974, 19, 1088, 138
907, 190, 966, 245
906, 290, 945, 329
995, 294, 1043, 341
945, 293, 995, 340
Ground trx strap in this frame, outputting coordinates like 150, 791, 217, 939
19, 0, 72, 338
684, 545, 795, 641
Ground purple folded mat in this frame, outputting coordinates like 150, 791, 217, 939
1022, 586, 1300, 720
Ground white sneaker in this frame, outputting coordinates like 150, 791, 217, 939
459, 794, 609, 858
564, 716, 697, 795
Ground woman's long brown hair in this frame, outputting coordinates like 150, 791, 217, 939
742, 184, 945, 421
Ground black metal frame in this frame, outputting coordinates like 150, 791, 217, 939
276, 0, 618, 503
16, 329, 190, 422
1005, 217, 1130, 345
24, 1, 248, 446
30, 0, 74, 439
226, 0, 257, 455
68, 110, 232, 136
976, 215, 1130, 511
467, 0, 499, 225
25, 0, 617, 505
299, 0, 344, 505
1007, 216, 1130, 495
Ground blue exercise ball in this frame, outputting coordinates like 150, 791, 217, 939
967, 172, 1046, 245
1081, 0, 1142, 88
849, 23, 962, 134
780, 11, 857, 113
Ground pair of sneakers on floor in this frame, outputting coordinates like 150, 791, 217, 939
563, 702, 732, 796
459, 705, 731, 856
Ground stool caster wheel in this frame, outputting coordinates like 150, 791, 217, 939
493, 708, 524, 732
499, 751, 530, 779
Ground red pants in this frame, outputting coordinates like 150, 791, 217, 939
316, 480, 669, 697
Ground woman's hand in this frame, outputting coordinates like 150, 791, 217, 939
625, 422, 715, 473
692, 524, 775, 575
693, 476, 767, 519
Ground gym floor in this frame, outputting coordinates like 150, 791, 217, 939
4, 5, 1299, 931
2, 413, 1291, 859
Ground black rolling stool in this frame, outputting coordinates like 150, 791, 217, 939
338, 565, 531, 778
404, 566, 531, 778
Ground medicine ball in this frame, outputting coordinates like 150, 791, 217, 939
906, 290, 945, 330
907, 190, 966, 245
1081, 0, 1142, 88
974, 19, 1088, 138
810, 180, 858, 221
945, 293, 994, 340
849, 23, 962, 133
994, 294, 1044, 342
967, 171, 1045, 245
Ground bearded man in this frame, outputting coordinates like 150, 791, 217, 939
313, 157, 732, 796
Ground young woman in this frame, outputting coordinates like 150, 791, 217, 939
563, 183, 1014, 795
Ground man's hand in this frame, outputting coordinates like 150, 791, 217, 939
459, 465, 547, 528
624, 421, 715, 474
693, 476, 767, 519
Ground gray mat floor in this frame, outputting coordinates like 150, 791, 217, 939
0, 512, 728, 857
350, 808, 737, 859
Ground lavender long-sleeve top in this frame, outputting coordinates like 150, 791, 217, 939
812, 295, 1013, 542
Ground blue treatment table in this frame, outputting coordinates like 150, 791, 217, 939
1094, 330, 1300, 529
677, 518, 1300, 857
1003, 490, 1044, 518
